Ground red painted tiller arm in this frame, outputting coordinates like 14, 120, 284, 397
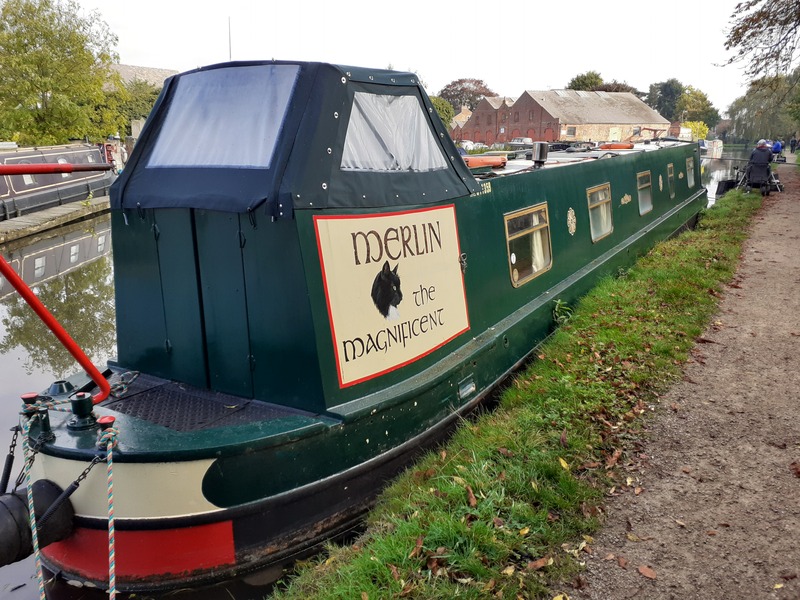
0, 163, 114, 175
0, 257, 111, 404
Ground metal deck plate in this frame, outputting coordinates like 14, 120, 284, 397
102, 372, 308, 432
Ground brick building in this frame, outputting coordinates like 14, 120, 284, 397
458, 90, 669, 145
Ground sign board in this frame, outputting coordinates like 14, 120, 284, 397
314, 205, 470, 387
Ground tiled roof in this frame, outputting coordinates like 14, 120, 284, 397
521, 90, 668, 125
111, 64, 179, 87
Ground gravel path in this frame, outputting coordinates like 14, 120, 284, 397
573, 155, 800, 600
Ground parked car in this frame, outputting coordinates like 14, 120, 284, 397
508, 137, 533, 148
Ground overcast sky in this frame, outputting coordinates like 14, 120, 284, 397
75, 0, 749, 115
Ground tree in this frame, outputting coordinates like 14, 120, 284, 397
430, 96, 455, 131
727, 75, 798, 142
0, 0, 121, 145
116, 79, 162, 136
676, 86, 722, 128
566, 71, 604, 91
724, 0, 800, 83
595, 80, 644, 98
682, 121, 709, 141
437, 79, 496, 112
646, 79, 685, 121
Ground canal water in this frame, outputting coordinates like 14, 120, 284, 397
0, 150, 748, 599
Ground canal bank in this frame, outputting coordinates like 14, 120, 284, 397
575, 155, 800, 599
0, 196, 109, 245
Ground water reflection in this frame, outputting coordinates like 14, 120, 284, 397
701, 148, 750, 203
0, 217, 116, 379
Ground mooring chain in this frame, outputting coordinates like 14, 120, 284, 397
1, 426, 21, 493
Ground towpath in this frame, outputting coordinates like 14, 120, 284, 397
574, 154, 800, 599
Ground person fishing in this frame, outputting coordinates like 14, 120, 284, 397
746, 139, 773, 196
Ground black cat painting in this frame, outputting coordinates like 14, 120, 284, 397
371, 261, 402, 319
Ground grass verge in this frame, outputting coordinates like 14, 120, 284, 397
271, 189, 762, 600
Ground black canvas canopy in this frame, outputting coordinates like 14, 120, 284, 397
111, 61, 480, 217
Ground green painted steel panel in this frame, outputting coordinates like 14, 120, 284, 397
240, 215, 325, 412
194, 210, 253, 397
152, 210, 207, 387
111, 209, 168, 375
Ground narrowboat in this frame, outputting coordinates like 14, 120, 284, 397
0, 144, 116, 221
0, 60, 707, 593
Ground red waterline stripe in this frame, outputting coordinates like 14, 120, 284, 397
42, 521, 235, 582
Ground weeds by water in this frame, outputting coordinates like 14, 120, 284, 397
272, 190, 762, 600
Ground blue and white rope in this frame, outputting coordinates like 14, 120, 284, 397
98, 426, 119, 599
21, 417, 46, 600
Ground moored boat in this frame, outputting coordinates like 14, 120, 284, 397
0, 144, 116, 221
0, 60, 707, 593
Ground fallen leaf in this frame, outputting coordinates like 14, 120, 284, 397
527, 556, 553, 570
626, 532, 642, 542
559, 457, 570, 471
389, 564, 400, 580
560, 428, 568, 448
674, 519, 686, 528
493, 517, 505, 528
498, 447, 515, 457
440, 450, 447, 460
617, 556, 628, 569
780, 571, 798, 581
466, 485, 477, 508
361, 593, 369, 600
409, 536, 424, 559
502, 565, 515, 576
606, 449, 622, 468
604, 553, 615, 561
638, 565, 657, 580
681, 466, 692, 474
791, 462, 800, 478
552, 594, 571, 600
707, 530, 717, 536
774, 583, 784, 589
634, 487, 643, 496
519, 527, 530, 536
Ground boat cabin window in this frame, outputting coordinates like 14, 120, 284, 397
637, 171, 653, 215
686, 157, 695, 188
57, 157, 70, 179
34, 256, 46, 279
12, 161, 37, 187
667, 163, 675, 199
588, 184, 613, 242
146, 64, 299, 169
504, 203, 552, 287
341, 92, 448, 172
69, 244, 80, 264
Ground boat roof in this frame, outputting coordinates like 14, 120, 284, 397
111, 61, 480, 215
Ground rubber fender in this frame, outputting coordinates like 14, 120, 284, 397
0, 480, 74, 567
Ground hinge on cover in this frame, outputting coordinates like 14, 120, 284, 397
239, 230, 246, 248
164, 338, 172, 354
152, 223, 160, 241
